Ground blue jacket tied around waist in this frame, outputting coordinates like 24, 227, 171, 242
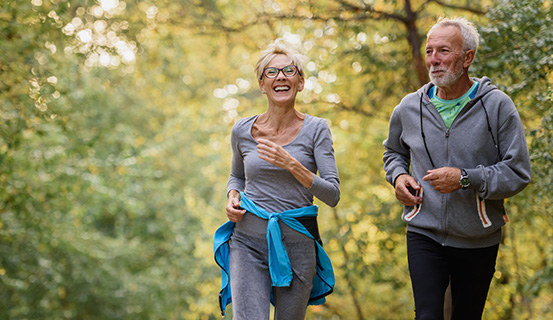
213, 192, 335, 316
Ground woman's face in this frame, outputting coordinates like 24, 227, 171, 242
259, 54, 304, 107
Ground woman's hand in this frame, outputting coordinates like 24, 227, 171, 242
256, 138, 293, 170
226, 190, 246, 222
256, 138, 314, 189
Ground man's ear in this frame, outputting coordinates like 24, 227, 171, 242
464, 50, 475, 68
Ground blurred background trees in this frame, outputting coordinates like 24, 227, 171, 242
1, 0, 551, 319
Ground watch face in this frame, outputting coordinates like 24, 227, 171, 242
460, 177, 470, 186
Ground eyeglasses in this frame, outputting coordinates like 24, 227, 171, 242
262, 65, 299, 79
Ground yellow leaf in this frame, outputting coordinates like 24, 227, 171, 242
135, 136, 146, 146
88, 164, 98, 175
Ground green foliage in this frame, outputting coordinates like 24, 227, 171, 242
475, 1, 553, 319
1, 0, 551, 319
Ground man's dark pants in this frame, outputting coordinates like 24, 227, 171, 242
407, 231, 499, 320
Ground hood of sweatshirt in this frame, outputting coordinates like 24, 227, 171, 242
418, 76, 498, 107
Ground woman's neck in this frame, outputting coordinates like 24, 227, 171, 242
258, 107, 304, 133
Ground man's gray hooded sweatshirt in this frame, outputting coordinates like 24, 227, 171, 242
383, 77, 531, 248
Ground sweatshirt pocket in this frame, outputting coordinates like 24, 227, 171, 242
404, 187, 423, 221
476, 193, 492, 228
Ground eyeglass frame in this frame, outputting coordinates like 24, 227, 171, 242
261, 65, 301, 79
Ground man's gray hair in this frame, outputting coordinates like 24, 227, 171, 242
427, 17, 480, 54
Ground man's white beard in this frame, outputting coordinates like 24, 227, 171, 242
429, 64, 464, 88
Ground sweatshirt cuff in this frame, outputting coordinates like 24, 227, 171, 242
392, 170, 410, 187
465, 168, 483, 191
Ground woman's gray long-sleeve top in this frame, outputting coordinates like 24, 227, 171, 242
227, 113, 340, 214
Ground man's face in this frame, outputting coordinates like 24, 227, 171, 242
425, 26, 467, 88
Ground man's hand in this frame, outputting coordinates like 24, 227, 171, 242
423, 167, 462, 193
395, 174, 423, 206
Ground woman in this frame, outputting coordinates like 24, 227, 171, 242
214, 39, 340, 319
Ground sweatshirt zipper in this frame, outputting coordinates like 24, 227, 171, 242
442, 128, 451, 246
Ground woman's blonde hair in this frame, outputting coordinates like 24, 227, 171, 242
254, 38, 308, 81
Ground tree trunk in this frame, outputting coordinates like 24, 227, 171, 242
403, 0, 429, 86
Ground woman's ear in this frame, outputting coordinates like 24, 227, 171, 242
298, 77, 305, 92
259, 79, 266, 94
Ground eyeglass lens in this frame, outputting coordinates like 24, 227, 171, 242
263, 65, 298, 78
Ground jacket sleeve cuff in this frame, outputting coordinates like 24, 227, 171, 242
465, 168, 483, 191
391, 170, 410, 187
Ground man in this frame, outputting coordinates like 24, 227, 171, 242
383, 17, 531, 319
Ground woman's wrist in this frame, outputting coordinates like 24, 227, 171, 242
227, 189, 241, 200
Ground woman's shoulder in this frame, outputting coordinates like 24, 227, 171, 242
303, 114, 331, 131
231, 114, 259, 134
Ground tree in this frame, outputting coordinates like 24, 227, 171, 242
1, 0, 551, 319
474, 1, 553, 318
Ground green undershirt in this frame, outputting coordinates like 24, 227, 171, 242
429, 81, 479, 129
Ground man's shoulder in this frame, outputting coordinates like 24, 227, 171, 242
396, 88, 426, 109
473, 76, 508, 98
476, 79, 514, 105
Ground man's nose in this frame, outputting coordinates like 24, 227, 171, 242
429, 52, 441, 65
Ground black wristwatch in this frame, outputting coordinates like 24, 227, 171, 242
459, 168, 470, 189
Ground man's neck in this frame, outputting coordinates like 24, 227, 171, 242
435, 76, 473, 100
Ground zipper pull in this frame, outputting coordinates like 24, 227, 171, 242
445, 130, 450, 138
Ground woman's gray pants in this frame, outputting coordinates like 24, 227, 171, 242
229, 215, 317, 320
